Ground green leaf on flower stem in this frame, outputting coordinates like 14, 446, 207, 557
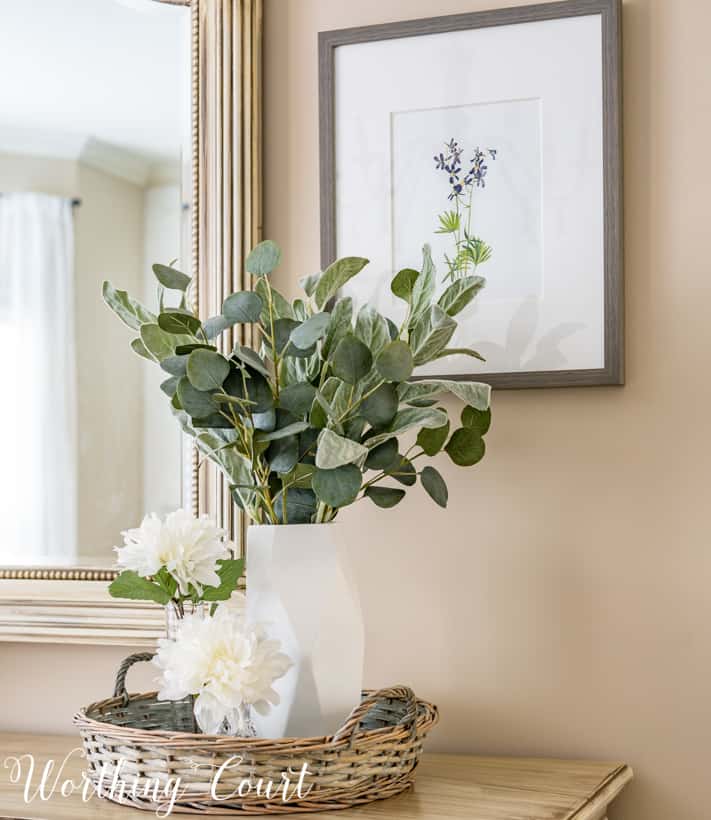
312, 464, 362, 508
292, 299, 308, 321
421, 466, 448, 508
391, 268, 419, 302
102, 281, 156, 330
158, 308, 202, 336
429, 347, 486, 363
231, 344, 270, 378
409, 244, 436, 329
131, 338, 154, 361
203, 314, 234, 340
299, 271, 321, 297
196, 431, 253, 487
416, 419, 450, 456
364, 486, 406, 508
245, 239, 282, 276
266, 435, 299, 474
161, 354, 189, 376
255, 421, 310, 442
140, 323, 176, 361
273, 318, 315, 358
398, 379, 491, 410
223, 291, 263, 323
274, 487, 317, 524
254, 278, 295, 322
152, 263, 191, 291
290, 312, 331, 349
322, 297, 353, 358
315, 428, 368, 469
410, 305, 457, 365
109, 571, 170, 605
279, 382, 317, 416
314, 257, 369, 310
364, 407, 449, 450
354, 305, 390, 358
389, 456, 417, 486
186, 349, 230, 391
461, 405, 491, 435
445, 428, 486, 467
360, 383, 398, 427
376, 340, 414, 382
331, 334, 372, 384
201, 558, 245, 601
177, 377, 219, 418
160, 376, 179, 398
282, 462, 315, 489
365, 437, 399, 471
437, 276, 486, 317
434, 210, 461, 234
397, 382, 441, 407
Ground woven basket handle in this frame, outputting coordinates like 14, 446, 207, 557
332, 685, 418, 746
113, 652, 156, 704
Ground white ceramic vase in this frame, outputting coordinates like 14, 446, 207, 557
246, 523, 364, 738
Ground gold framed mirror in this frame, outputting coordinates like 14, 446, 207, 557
0, 0, 262, 644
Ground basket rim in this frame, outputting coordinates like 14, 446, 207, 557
73, 688, 439, 750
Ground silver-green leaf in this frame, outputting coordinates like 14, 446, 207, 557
315, 428, 368, 469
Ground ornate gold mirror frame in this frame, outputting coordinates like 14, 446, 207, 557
0, 0, 262, 645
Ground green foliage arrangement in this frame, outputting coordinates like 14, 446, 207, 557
103, 241, 492, 524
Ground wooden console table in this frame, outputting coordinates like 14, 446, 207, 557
0, 733, 632, 819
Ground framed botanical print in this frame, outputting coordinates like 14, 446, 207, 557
319, 0, 623, 388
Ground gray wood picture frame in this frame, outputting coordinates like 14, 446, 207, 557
318, 0, 623, 389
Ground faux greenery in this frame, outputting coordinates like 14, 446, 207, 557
103, 240, 492, 524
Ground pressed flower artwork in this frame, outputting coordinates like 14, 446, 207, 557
322, 8, 622, 386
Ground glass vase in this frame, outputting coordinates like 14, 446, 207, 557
165, 600, 207, 640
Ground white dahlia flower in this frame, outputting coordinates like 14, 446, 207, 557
115, 509, 231, 595
153, 604, 292, 734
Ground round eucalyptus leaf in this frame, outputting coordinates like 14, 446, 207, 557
222, 291, 263, 323
421, 465, 448, 508
159, 376, 179, 398
331, 334, 372, 384
152, 263, 191, 291
360, 383, 398, 427
365, 437, 399, 471
245, 239, 282, 276
461, 405, 492, 436
364, 486, 406, 508
279, 382, 317, 416
416, 418, 450, 456
376, 340, 414, 382
445, 427, 486, 467
389, 456, 417, 486
391, 268, 419, 301
253, 408, 277, 431
157, 309, 202, 336
140, 323, 175, 361
312, 464, 362, 508
160, 354, 189, 377
266, 436, 299, 474
177, 377, 218, 418
290, 312, 331, 349
203, 314, 234, 340
274, 487, 316, 524
186, 349, 230, 391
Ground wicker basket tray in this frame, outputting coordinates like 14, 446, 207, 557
73, 653, 439, 814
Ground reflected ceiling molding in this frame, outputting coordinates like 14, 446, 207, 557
80, 136, 152, 186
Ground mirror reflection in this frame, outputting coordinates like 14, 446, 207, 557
0, 0, 192, 566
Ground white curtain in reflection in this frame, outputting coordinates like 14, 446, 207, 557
0, 193, 77, 562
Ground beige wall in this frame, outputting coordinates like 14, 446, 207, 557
0, 2, 709, 820
263, 1, 711, 819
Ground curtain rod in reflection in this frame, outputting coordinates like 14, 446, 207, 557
0, 193, 81, 207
